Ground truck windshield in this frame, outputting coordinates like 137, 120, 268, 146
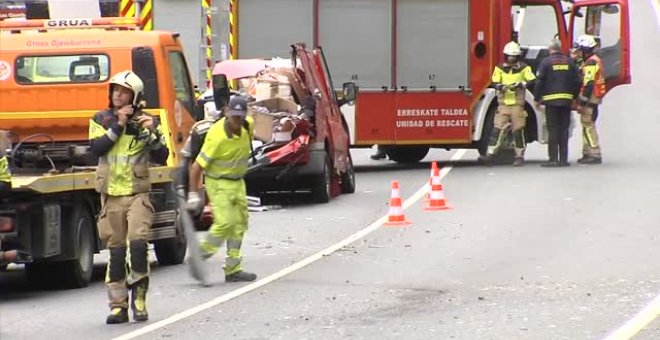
15, 54, 109, 84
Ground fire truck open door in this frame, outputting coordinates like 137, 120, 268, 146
569, 0, 631, 92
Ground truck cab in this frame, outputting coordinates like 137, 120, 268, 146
0, 17, 200, 288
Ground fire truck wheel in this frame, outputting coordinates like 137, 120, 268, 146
26, 206, 95, 289
154, 212, 187, 266
478, 105, 497, 156
311, 152, 332, 203
340, 151, 356, 194
386, 146, 429, 163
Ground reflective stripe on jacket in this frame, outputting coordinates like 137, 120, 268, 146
491, 62, 536, 106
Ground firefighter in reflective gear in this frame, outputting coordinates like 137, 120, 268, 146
0, 130, 11, 192
0, 156, 10, 192
534, 40, 582, 167
89, 71, 169, 324
481, 41, 536, 166
573, 35, 606, 164
174, 100, 224, 206
187, 96, 257, 282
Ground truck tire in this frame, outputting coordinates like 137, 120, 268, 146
26, 206, 95, 289
478, 105, 497, 156
386, 146, 429, 163
340, 151, 356, 194
311, 152, 332, 203
154, 212, 187, 266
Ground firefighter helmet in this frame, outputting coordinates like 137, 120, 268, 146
109, 70, 144, 106
503, 41, 522, 56
575, 35, 598, 51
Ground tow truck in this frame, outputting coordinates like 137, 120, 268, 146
0, 17, 201, 288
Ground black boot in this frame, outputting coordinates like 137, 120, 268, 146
512, 157, 524, 167
540, 161, 560, 168
225, 271, 257, 282
106, 307, 129, 324
580, 156, 602, 165
477, 154, 492, 166
130, 278, 149, 322
370, 148, 387, 160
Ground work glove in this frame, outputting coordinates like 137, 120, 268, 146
578, 95, 589, 106
516, 82, 527, 89
186, 191, 201, 211
495, 84, 505, 91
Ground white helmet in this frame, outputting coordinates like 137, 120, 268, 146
575, 35, 598, 50
109, 70, 144, 106
503, 41, 522, 56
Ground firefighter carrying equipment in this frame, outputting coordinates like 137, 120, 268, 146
491, 62, 536, 106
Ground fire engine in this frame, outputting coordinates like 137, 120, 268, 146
231, 0, 631, 162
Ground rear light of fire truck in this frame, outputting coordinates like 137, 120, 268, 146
0, 216, 15, 233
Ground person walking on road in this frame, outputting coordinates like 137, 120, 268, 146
573, 35, 607, 164
89, 71, 169, 324
187, 96, 258, 283
480, 41, 536, 167
534, 40, 582, 167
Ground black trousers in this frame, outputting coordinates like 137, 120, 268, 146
545, 105, 572, 163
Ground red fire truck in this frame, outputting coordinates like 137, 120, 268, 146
231, 0, 630, 162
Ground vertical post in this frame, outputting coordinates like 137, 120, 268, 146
139, 0, 153, 31
228, 0, 238, 89
202, 0, 214, 90
119, 0, 136, 18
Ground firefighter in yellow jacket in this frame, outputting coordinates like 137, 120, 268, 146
89, 71, 168, 324
481, 41, 536, 167
573, 35, 606, 164
187, 96, 257, 283
0, 130, 11, 192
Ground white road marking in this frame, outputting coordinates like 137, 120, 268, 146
603, 294, 660, 340
113, 149, 467, 340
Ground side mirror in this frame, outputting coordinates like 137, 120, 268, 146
342, 82, 357, 103
212, 73, 231, 111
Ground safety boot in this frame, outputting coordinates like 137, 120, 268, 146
225, 270, 257, 282
106, 307, 129, 324
477, 154, 492, 166
512, 157, 524, 167
370, 150, 387, 160
130, 278, 149, 322
579, 156, 602, 165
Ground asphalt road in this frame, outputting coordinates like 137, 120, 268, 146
1, 1, 658, 339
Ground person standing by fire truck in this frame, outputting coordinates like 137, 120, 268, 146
480, 41, 536, 167
573, 34, 606, 164
89, 71, 168, 324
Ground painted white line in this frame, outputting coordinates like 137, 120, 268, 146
113, 149, 467, 340
651, 0, 660, 27
603, 294, 660, 340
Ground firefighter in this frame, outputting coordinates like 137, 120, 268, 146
480, 41, 536, 167
174, 100, 224, 204
89, 70, 169, 324
534, 40, 582, 167
0, 155, 10, 192
0, 131, 10, 192
187, 96, 257, 283
573, 35, 606, 164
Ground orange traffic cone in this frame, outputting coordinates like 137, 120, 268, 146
384, 180, 411, 226
425, 166, 452, 211
425, 161, 438, 202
